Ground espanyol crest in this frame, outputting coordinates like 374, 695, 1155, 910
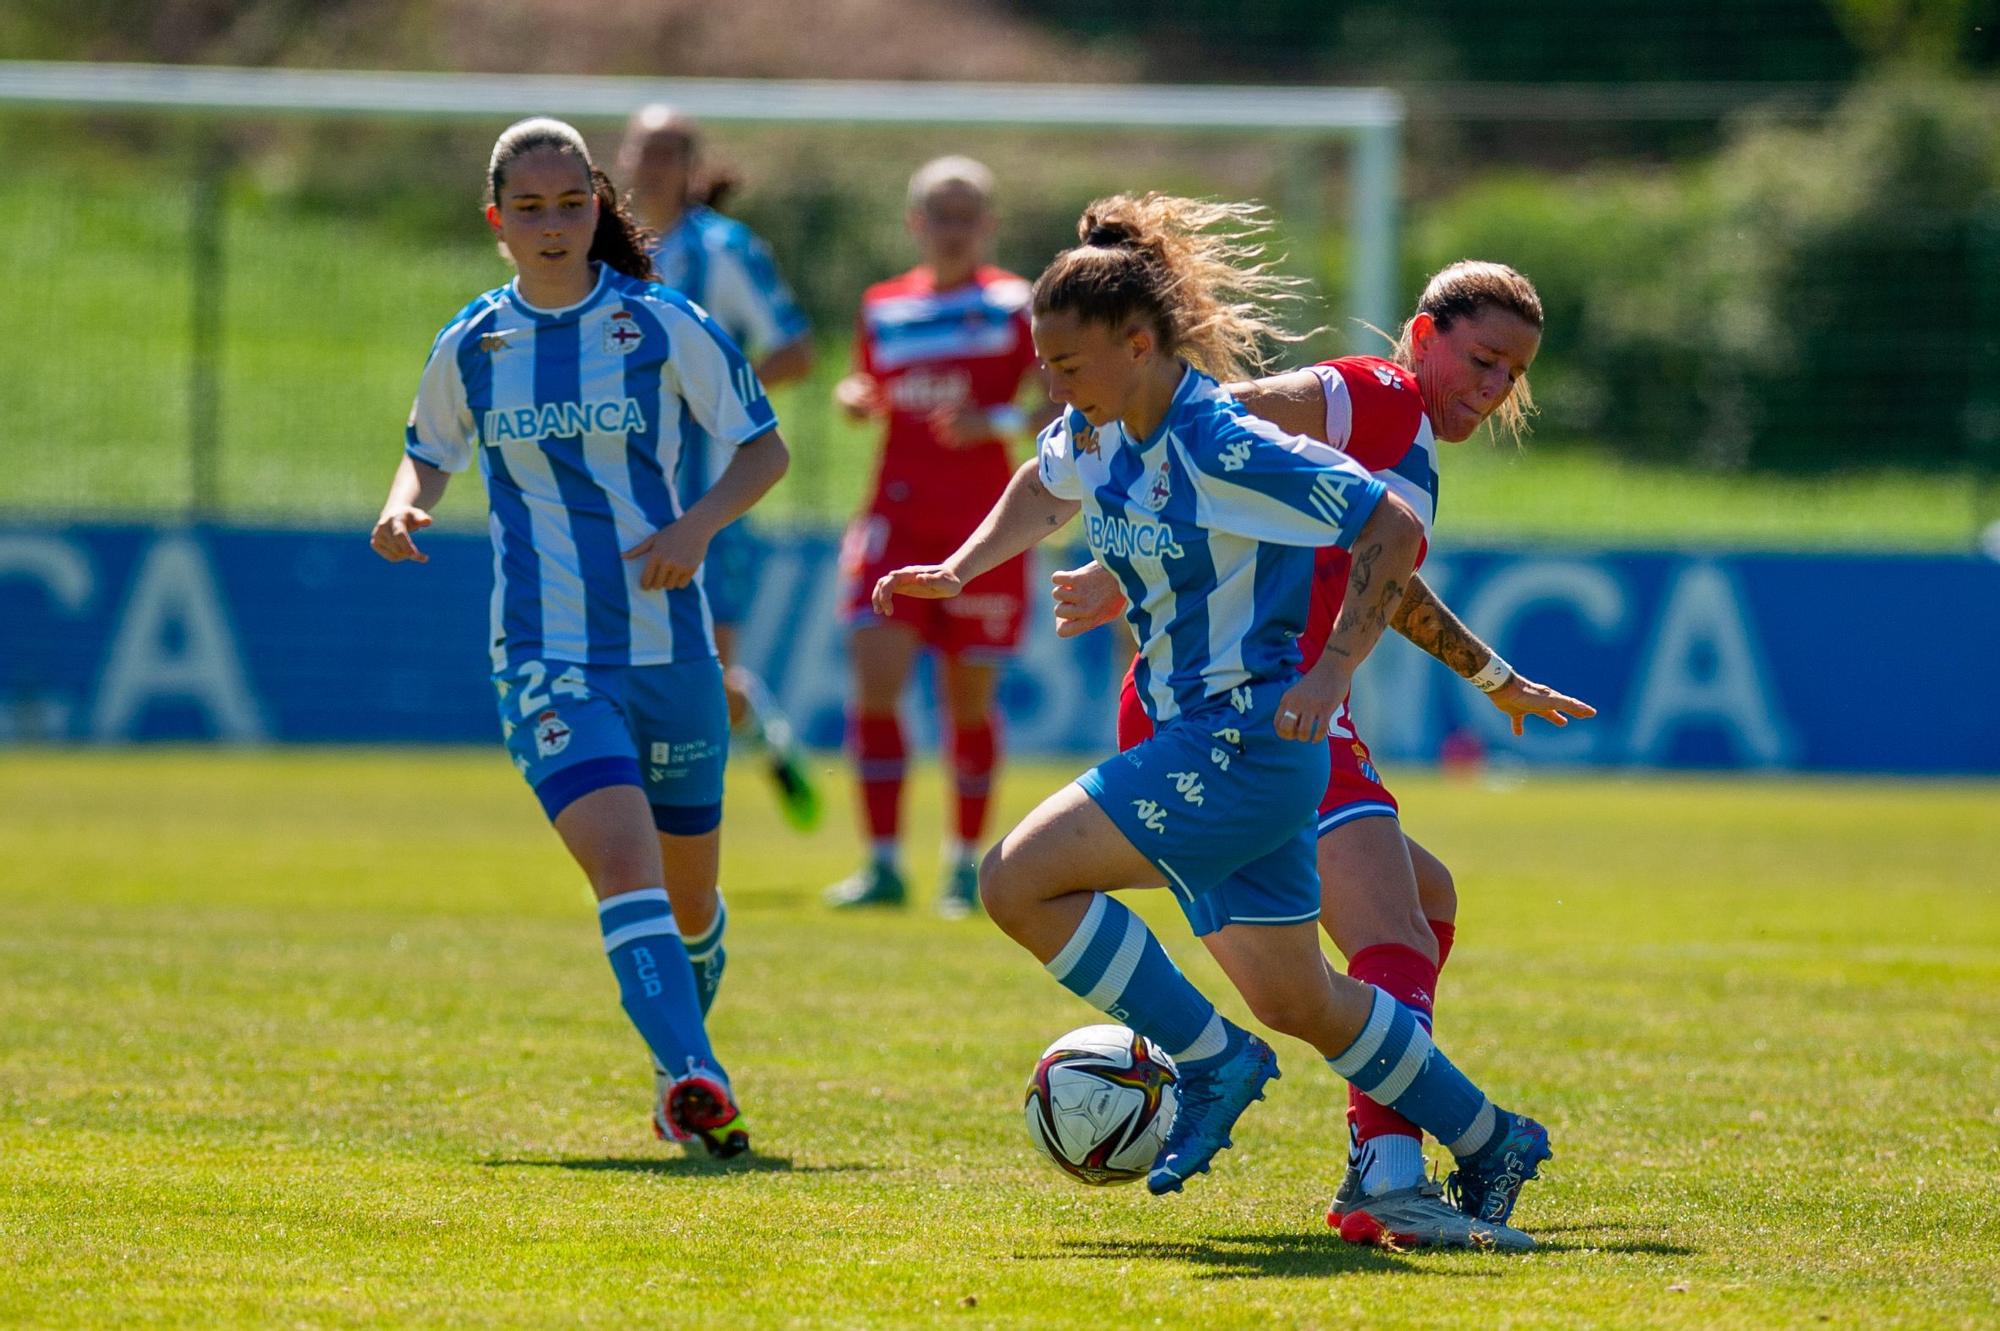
1141, 458, 1173, 513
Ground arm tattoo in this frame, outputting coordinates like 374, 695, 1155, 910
1392, 576, 1493, 678
1348, 542, 1380, 597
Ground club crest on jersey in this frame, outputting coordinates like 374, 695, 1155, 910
479, 332, 514, 355
533, 709, 572, 759
604, 310, 644, 354
1141, 459, 1173, 513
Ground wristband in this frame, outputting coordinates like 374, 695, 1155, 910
985, 405, 1028, 437
1470, 654, 1514, 694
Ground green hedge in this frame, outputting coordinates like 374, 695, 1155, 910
1417, 79, 2000, 470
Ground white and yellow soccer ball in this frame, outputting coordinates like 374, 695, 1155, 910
1023, 1025, 1179, 1186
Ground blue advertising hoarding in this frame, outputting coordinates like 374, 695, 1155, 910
2, 522, 1994, 774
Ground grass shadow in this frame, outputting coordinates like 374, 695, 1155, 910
1022, 1232, 1508, 1279
1528, 1236, 1696, 1256
482, 1154, 874, 1177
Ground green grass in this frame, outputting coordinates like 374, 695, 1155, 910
1, 137, 1989, 549
1, 751, 1996, 1328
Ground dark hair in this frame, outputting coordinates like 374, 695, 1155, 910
487, 117, 657, 283
1030, 193, 1306, 382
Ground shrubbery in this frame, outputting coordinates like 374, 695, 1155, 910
1417, 79, 2000, 469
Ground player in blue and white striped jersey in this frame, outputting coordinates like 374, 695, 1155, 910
619, 106, 821, 834
371, 118, 791, 1159
874, 194, 1550, 1245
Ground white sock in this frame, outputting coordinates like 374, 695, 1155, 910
945, 838, 976, 868
1358, 1134, 1426, 1197
870, 839, 900, 871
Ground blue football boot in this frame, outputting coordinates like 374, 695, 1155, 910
1446, 1111, 1552, 1226
1146, 1033, 1280, 1196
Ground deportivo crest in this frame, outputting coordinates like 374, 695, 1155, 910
533, 709, 572, 759
604, 310, 644, 354
1141, 458, 1173, 513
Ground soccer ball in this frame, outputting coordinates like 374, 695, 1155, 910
1023, 1025, 1178, 1186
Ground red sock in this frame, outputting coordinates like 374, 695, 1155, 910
950, 720, 997, 844
1347, 942, 1440, 1144
852, 714, 905, 843
1429, 919, 1456, 972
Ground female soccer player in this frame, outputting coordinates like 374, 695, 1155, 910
370, 117, 790, 1157
875, 196, 1552, 1249
825, 156, 1045, 917
617, 105, 821, 837
1050, 261, 1590, 1247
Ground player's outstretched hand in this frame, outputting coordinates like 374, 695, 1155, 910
1051, 562, 1127, 638
1274, 667, 1350, 744
371, 506, 433, 564
872, 564, 962, 615
834, 372, 883, 421
623, 522, 711, 592
1488, 673, 1597, 737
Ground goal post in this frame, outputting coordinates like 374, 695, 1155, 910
0, 60, 1404, 335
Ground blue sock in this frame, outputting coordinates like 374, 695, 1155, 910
681, 893, 728, 1016
597, 888, 721, 1082
1044, 894, 1243, 1072
1327, 987, 1499, 1160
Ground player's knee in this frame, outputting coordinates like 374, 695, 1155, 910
976, 845, 1020, 924
1414, 856, 1457, 925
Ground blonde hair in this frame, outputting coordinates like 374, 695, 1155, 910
1392, 260, 1544, 440
907, 155, 995, 210
1030, 193, 1308, 383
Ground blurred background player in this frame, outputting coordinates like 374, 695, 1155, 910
824, 156, 1046, 916
1051, 259, 1593, 1247
618, 104, 821, 832
373, 117, 790, 1156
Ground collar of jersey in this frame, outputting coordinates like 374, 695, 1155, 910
1114, 362, 1204, 454
506, 265, 612, 323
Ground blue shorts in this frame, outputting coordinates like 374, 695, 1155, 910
701, 522, 758, 628
492, 656, 730, 834
1078, 676, 1331, 937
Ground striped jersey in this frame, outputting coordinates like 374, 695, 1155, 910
648, 205, 809, 512
856, 265, 1039, 543
1297, 357, 1440, 671
404, 265, 778, 671
1036, 367, 1386, 724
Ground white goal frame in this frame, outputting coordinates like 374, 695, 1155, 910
0, 60, 1403, 334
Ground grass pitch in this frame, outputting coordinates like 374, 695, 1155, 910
1, 750, 1995, 1329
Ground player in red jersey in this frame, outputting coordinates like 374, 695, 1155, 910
825, 157, 1046, 916
1055, 261, 1595, 1247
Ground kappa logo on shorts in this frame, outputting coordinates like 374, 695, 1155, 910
1230, 686, 1253, 714
1131, 798, 1169, 833
533, 709, 572, 759
1167, 770, 1206, 807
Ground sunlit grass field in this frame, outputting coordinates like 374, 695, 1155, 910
2, 751, 1996, 1328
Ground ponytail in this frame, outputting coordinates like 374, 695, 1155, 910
488, 116, 657, 284
588, 166, 658, 283
1031, 193, 1308, 383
